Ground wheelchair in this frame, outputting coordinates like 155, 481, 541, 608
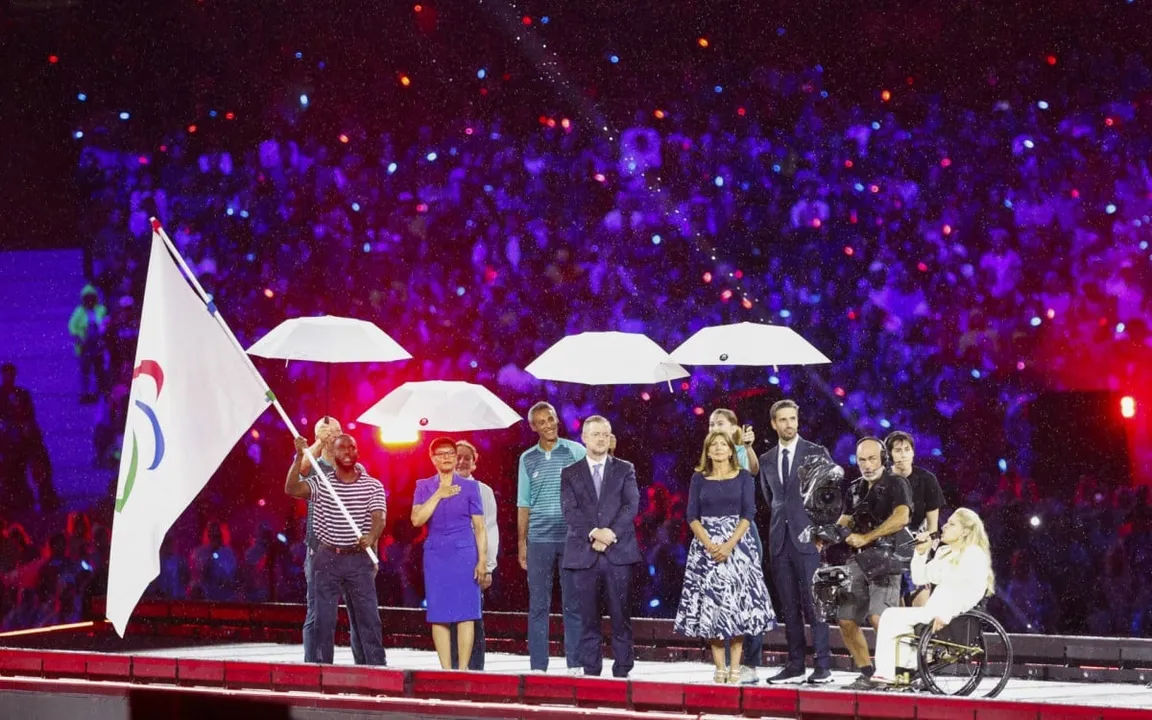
813, 567, 1013, 698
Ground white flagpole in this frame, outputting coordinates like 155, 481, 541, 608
149, 218, 378, 565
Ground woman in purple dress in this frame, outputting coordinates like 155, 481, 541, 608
411, 437, 489, 669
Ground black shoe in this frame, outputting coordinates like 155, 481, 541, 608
766, 666, 806, 684
806, 667, 833, 684
844, 674, 879, 691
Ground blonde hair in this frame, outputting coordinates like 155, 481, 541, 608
709, 408, 744, 445
941, 507, 996, 597
696, 431, 740, 476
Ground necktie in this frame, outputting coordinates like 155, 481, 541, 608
781, 448, 791, 484
592, 463, 604, 499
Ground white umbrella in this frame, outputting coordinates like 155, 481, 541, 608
247, 315, 412, 413
525, 331, 689, 385
669, 321, 831, 368
357, 381, 521, 432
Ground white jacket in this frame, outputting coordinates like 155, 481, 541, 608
911, 545, 991, 624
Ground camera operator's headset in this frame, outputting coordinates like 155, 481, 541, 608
855, 436, 889, 469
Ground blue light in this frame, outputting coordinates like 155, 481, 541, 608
1106, 203, 1117, 215
246, 253, 255, 262
776, 27, 786, 36
426, 151, 438, 161
871, 121, 881, 130
482, 184, 493, 192
1030, 316, 1042, 327
854, 182, 864, 192
351, 202, 361, 212
540, 15, 549, 23
779, 309, 792, 318
1116, 322, 1126, 334
1037, 100, 1049, 110
1004, 199, 1014, 209
469, 360, 478, 368
212, 552, 219, 560
226, 207, 235, 216
931, 448, 943, 457
1023, 139, 1034, 149
81, 560, 91, 571
209, 110, 218, 118
477, 68, 487, 79
239, 210, 249, 218
119, 112, 130, 121
879, 418, 891, 429
714, 85, 723, 94
609, 55, 619, 64
77, 93, 87, 102
772, 164, 781, 173
648, 564, 656, 576
971, 369, 982, 379
456, 286, 466, 296
648, 598, 661, 608
714, 176, 724, 187
820, 90, 829, 98
73, 130, 84, 139
651, 234, 662, 245
421, 599, 427, 608
363, 242, 371, 252
768, 376, 780, 386
998, 459, 1008, 472
318, 61, 326, 70
849, 455, 857, 465
387, 162, 398, 174
627, 162, 637, 172
295, 51, 303, 59
276, 533, 288, 543
299, 94, 309, 107
1141, 241, 1149, 250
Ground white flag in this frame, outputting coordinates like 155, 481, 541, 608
107, 235, 270, 636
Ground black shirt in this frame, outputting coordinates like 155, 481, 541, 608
845, 471, 913, 537
904, 466, 945, 532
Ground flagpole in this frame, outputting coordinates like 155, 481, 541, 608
149, 219, 378, 565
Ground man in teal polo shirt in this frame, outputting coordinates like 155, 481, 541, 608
518, 401, 586, 672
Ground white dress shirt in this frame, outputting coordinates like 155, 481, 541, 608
777, 437, 799, 483
463, 474, 499, 573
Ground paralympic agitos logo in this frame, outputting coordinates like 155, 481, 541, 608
115, 360, 166, 513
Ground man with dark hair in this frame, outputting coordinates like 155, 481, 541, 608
835, 437, 913, 690
885, 431, 945, 607
517, 400, 587, 673
749, 399, 834, 685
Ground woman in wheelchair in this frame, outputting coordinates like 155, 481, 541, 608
869, 508, 995, 688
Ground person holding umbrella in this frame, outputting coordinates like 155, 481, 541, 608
411, 437, 488, 670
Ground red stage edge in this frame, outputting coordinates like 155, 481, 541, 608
1, 648, 1151, 720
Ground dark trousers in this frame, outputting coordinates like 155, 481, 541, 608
450, 574, 490, 670
526, 541, 582, 671
748, 538, 830, 670
310, 547, 385, 665
304, 549, 366, 663
571, 557, 635, 678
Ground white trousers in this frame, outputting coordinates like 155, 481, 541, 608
873, 606, 935, 681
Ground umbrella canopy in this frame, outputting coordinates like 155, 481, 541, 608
246, 315, 412, 364
525, 331, 689, 385
357, 381, 521, 432
669, 322, 831, 366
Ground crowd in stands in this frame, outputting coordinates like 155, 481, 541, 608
3, 4, 1151, 640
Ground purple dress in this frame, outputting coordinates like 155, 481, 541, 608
415, 474, 483, 623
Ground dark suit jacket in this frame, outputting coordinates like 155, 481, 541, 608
756, 437, 831, 556
560, 456, 642, 569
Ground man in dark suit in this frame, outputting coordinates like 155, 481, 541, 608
560, 415, 641, 678
750, 399, 834, 684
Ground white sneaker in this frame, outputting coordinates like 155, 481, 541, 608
737, 666, 760, 684
567, 667, 584, 676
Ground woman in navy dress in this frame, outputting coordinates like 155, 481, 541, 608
411, 436, 489, 669
674, 431, 774, 683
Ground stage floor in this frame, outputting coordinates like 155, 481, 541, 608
126, 642, 1150, 711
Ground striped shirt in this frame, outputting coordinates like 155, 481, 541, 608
517, 437, 586, 543
305, 467, 387, 547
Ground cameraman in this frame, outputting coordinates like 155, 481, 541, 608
830, 437, 912, 690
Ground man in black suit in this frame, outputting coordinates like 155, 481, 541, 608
749, 399, 833, 684
560, 415, 641, 678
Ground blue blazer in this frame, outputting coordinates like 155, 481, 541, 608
756, 437, 832, 556
560, 456, 642, 569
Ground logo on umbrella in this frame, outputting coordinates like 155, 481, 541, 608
116, 360, 166, 513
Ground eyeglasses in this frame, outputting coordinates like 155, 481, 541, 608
432, 451, 458, 458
